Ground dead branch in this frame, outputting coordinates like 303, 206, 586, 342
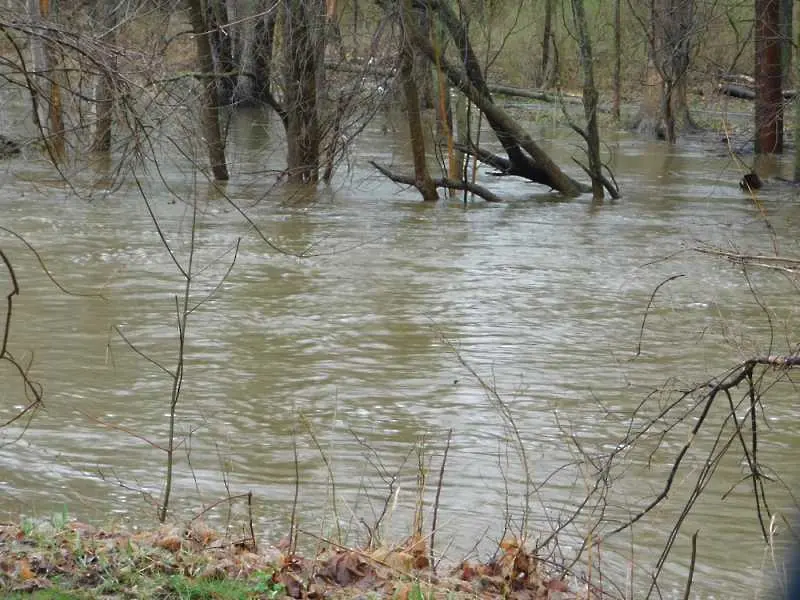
694, 246, 800, 273
370, 161, 504, 202
605, 353, 799, 541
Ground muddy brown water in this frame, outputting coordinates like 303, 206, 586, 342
1, 106, 800, 598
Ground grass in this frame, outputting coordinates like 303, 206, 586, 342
0, 518, 577, 600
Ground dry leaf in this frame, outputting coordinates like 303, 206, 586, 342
15, 559, 34, 580
154, 535, 182, 552
395, 582, 410, 600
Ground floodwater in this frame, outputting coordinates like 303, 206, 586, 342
1, 105, 800, 599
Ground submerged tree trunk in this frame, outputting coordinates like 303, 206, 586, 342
283, 0, 323, 183
755, 0, 783, 154
633, 0, 696, 142
373, 0, 588, 198
570, 0, 604, 199
91, 0, 117, 152
187, 0, 229, 180
400, 0, 437, 201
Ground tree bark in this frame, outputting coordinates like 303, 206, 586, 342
570, 0, 604, 200
187, 0, 229, 181
400, 0, 437, 201
251, 2, 278, 104
612, 0, 621, 121
283, 0, 323, 183
633, 0, 696, 142
207, 0, 236, 105
91, 0, 117, 153
413, 0, 586, 195
538, 0, 555, 88
755, 0, 783, 154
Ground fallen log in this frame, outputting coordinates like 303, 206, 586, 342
718, 83, 796, 100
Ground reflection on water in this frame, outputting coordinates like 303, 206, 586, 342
1, 111, 800, 598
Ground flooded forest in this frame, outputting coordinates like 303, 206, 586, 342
1, 0, 800, 598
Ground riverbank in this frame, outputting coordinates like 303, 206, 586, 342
0, 519, 575, 599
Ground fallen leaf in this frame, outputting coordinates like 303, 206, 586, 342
154, 535, 182, 552
321, 551, 370, 585
278, 571, 304, 599
16, 558, 34, 580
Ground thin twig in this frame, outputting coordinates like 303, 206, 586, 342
430, 428, 452, 573
682, 531, 698, 600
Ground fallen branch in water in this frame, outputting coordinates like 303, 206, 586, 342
694, 246, 800, 273
370, 161, 504, 202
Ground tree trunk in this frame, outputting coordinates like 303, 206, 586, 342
414, 5, 435, 109
538, 0, 554, 88
91, 0, 117, 153
571, 0, 603, 200
633, 0, 695, 142
252, 2, 278, 104
187, 0, 229, 181
207, 0, 236, 106
781, 0, 792, 86
27, 0, 64, 160
401, 0, 588, 196
283, 0, 323, 183
755, 0, 783, 154
795, 19, 800, 180
400, 0, 437, 201
612, 0, 621, 121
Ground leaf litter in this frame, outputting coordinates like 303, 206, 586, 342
0, 521, 581, 599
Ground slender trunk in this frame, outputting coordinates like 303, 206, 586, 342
284, 0, 322, 183
781, 0, 792, 86
187, 0, 229, 180
91, 0, 117, 152
755, 0, 784, 154
415, 5, 434, 109
27, 0, 47, 131
208, 0, 235, 105
27, 0, 64, 159
401, 0, 437, 201
794, 17, 800, 179
253, 5, 278, 103
612, 0, 621, 121
539, 0, 554, 87
571, 0, 602, 199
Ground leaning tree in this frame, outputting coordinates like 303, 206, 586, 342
372, 0, 595, 200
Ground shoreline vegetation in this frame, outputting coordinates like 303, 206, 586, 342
0, 518, 575, 599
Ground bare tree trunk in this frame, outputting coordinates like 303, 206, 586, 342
91, 0, 117, 152
612, 0, 621, 121
27, 0, 65, 159
633, 0, 695, 142
755, 0, 783, 154
794, 23, 800, 180
571, 0, 603, 199
538, 0, 554, 88
207, 0, 236, 105
781, 0, 792, 86
252, 3, 278, 104
187, 0, 230, 181
27, 0, 47, 129
400, 0, 437, 201
398, 0, 588, 196
414, 5, 435, 109
283, 0, 323, 183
